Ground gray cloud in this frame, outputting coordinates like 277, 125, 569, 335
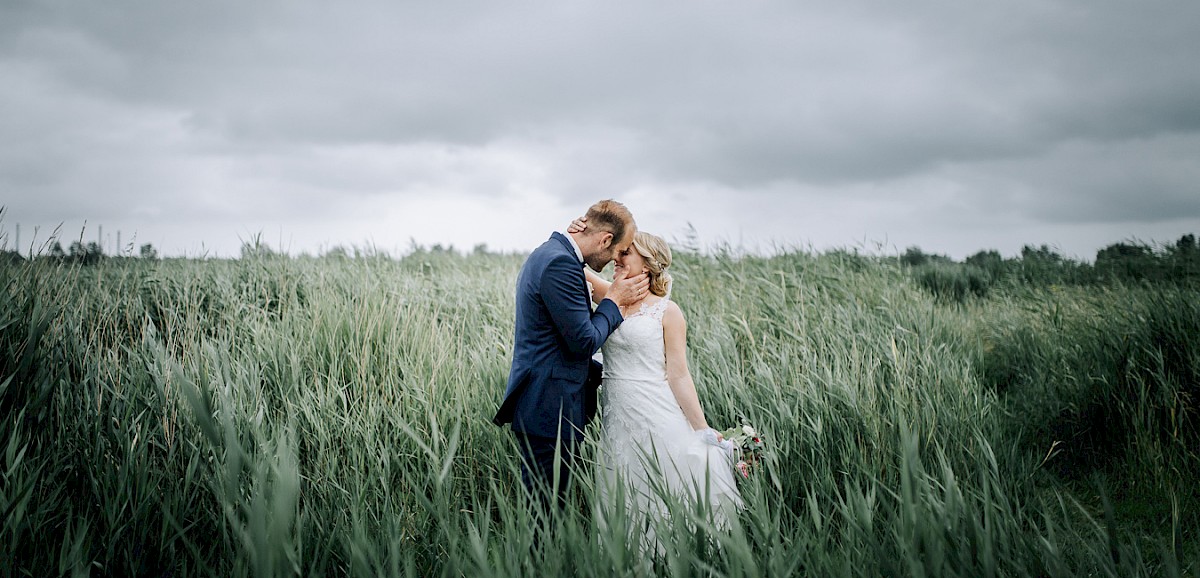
2, 0, 1199, 257
962, 134, 1200, 224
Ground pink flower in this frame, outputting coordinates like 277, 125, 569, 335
737, 461, 750, 479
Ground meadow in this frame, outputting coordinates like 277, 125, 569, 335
1, 245, 1197, 576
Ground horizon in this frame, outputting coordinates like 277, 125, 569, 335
2, 213, 1193, 264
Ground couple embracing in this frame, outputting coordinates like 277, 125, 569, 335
492, 199, 741, 545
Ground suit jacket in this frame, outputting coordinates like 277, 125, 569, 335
492, 233, 623, 440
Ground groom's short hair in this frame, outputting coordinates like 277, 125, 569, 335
585, 200, 634, 245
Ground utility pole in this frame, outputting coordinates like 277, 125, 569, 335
14, 223, 18, 253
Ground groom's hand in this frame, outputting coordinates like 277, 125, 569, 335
606, 268, 649, 308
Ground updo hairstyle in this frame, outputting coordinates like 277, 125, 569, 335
631, 232, 672, 297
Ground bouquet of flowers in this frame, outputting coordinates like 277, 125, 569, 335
719, 423, 765, 478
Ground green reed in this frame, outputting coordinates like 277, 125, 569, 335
0, 248, 1195, 576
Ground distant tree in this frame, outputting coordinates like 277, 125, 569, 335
1168, 233, 1199, 280
1015, 244, 1097, 285
1175, 234, 1196, 254
240, 237, 277, 259
323, 245, 349, 259
965, 249, 1005, 279
1096, 242, 1150, 262
65, 240, 104, 265
85, 242, 103, 264
1096, 241, 1156, 281
139, 243, 159, 260
901, 246, 928, 267
1020, 244, 1063, 263
901, 246, 952, 267
965, 249, 1002, 267
426, 243, 459, 256
49, 241, 66, 260
955, 249, 1003, 283
472, 243, 489, 256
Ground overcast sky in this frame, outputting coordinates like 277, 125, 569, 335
2, 1, 1198, 260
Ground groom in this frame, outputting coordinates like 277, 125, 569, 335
493, 199, 649, 508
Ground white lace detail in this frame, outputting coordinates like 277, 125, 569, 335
644, 297, 669, 321
623, 297, 669, 321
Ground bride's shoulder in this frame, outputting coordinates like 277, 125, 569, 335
661, 299, 685, 325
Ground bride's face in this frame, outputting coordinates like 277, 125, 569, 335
614, 246, 648, 277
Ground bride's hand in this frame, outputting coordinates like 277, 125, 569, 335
567, 216, 588, 234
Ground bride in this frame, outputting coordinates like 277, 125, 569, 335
569, 219, 742, 547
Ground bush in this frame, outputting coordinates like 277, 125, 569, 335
914, 263, 992, 302
964, 249, 1006, 279
980, 288, 1200, 485
139, 243, 158, 260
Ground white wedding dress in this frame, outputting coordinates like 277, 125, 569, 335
596, 296, 742, 548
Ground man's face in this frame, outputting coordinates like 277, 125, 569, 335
603, 230, 635, 269
585, 228, 634, 271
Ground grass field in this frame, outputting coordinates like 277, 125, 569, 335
1, 247, 1197, 576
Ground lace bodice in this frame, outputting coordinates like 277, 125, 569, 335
601, 297, 671, 382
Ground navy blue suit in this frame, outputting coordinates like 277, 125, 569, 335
493, 232, 623, 505
493, 232, 623, 439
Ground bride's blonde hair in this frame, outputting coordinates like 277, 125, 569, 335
632, 232, 672, 297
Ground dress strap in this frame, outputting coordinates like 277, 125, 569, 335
645, 297, 670, 321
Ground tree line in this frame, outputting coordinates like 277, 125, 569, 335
903, 233, 1200, 302
5, 231, 1198, 290
1, 241, 159, 265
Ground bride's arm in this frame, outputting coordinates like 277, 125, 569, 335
663, 302, 711, 431
584, 267, 611, 305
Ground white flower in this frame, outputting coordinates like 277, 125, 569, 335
742, 425, 756, 436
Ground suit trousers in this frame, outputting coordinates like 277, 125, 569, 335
514, 431, 580, 514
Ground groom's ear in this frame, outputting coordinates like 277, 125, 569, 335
599, 232, 614, 248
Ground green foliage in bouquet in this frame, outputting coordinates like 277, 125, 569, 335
721, 423, 765, 478
720, 423, 765, 461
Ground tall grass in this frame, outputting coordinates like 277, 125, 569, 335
1, 248, 1196, 576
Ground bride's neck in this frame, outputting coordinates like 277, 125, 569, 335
621, 295, 657, 312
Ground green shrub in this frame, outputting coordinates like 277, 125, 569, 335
914, 263, 993, 302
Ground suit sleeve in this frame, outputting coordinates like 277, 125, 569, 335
541, 255, 623, 357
